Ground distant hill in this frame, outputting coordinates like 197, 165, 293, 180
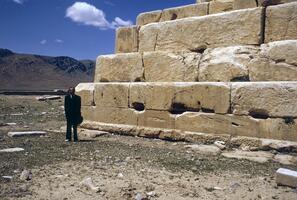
0, 48, 95, 91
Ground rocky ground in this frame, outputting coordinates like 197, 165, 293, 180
0, 95, 297, 200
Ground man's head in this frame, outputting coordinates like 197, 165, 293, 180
68, 87, 75, 95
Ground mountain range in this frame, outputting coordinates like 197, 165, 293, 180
0, 48, 95, 91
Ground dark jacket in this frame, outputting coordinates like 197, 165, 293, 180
64, 94, 81, 125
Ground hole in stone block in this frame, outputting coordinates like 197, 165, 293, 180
171, 13, 177, 20
100, 78, 109, 82
230, 75, 250, 82
249, 109, 269, 119
232, 122, 239, 127
190, 47, 206, 54
275, 59, 286, 63
283, 117, 295, 125
132, 102, 145, 111
201, 107, 215, 113
134, 77, 142, 82
170, 102, 199, 114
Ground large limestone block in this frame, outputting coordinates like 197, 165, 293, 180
233, 0, 257, 10
81, 106, 138, 125
138, 110, 175, 129
115, 26, 138, 53
231, 82, 297, 117
143, 52, 200, 82
249, 40, 297, 81
209, 0, 234, 14
130, 82, 230, 114
94, 53, 143, 82
139, 8, 264, 52
260, 118, 297, 141
175, 112, 261, 137
265, 2, 297, 43
94, 83, 129, 108
199, 46, 258, 82
160, 3, 208, 22
75, 83, 95, 106
259, 0, 297, 7
136, 10, 162, 26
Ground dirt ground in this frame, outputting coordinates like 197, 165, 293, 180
0, 95, 297, 200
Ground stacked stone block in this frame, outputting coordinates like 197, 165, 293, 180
77, 1, 297, 142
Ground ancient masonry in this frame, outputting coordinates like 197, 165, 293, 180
77, 0, 297, 142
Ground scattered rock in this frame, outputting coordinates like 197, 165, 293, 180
2, 176, 13, 181
80, 177, 100, 192
117, 173, 124, 178
20, 170, 32, 181
79, 129, 109, 139
6, 122, 17, 126
276, 168, 297, 188
8, 131, 47, 137
185, 144, 221, 156
36, 96, 61, 101
222, 150, 274, 163
146, 191, 156, 197
135, 193, 143, 200
274, 154, 297, 165
0, 147, 24, 153
214, 141, 226, 150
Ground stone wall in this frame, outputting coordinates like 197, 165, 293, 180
77, 1, 297, 142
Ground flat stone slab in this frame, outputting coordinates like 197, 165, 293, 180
8, 131, 47, 137
36, 96, 61, 101
0, 148, 24, 153
276, 168, 297, 188
79, 129, 109, 138
185, 144, 221, 155
222, 150, 274, 163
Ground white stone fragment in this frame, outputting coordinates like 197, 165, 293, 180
0, 148, 24, 153
276, 168, 297, 188
8, 131, 47, 137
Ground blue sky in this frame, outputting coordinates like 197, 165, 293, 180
0, 0, 194, 60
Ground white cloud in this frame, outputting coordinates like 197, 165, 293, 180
40, 40, 47, 45
12, 0, 24, 4
66, 2, 133, 30
55, 39, 63, 43
112, 17, 133, 27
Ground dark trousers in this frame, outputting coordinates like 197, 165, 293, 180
66, 119, 78, 141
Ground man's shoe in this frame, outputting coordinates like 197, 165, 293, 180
65, 139, 70, 142
73, 140, 78, 143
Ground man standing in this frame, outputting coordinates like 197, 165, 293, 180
64, 87, 81, 142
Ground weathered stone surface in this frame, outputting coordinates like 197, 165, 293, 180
143, 52, 200, 82
138, 110, 175, 129
231, 82, 297, 117
199, 45, 258, 81
259, 118, 297, 141
185, 144, 221, 155
197, 0, 213, 3
276, 168, 297, 188
209, 0, 234, 14
249, 40, 297, 81
260, 138, 297, 150
115, 26, 138, 53
76, 83, 94, 106
130, 82, 230, 114
160, 3, 208, 22
94, 53, 143, 82
136, 10, 162, 26
81, 106, 138, 126
265, 2, 297, 43
8, 131, 47, 137
233, 0, 257, 10
274, 154, 297, 165
222, 150, 274, 163
139, 8, 264, 52
94, 83, 129, 108
0, 148, 24, 153
176, 112, 260, 137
